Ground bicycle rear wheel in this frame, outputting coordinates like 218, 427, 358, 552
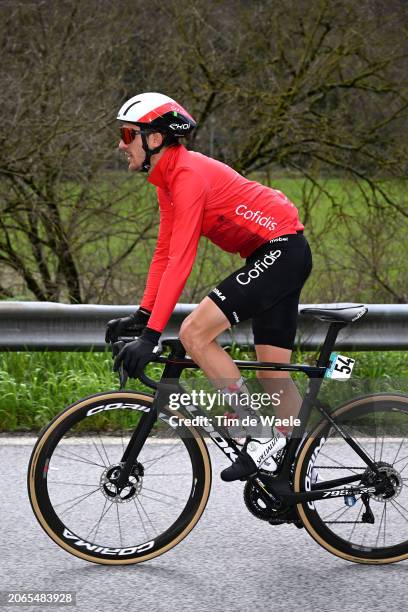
294, 393, 408, 564
28, 390, 211, 564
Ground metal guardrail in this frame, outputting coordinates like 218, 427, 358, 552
0, 301, 407, 351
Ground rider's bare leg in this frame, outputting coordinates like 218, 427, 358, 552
179, 297, 240, 388
180, 298, 292, 478
179, 297, 258, 437
180, 299, 301, 427
255, 345, 302, 434
179, 298, 275, 434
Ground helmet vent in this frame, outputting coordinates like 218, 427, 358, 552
123, 100, 141, 116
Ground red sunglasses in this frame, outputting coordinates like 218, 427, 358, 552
120, 126, 145, 145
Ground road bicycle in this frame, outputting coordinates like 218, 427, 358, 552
28, 305, 408, 565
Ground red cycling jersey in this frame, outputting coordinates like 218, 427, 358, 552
140, 144, 304, 333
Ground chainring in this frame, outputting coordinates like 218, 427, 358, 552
243, 480, 302, 526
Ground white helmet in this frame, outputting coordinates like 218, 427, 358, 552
117, 92, 196, 137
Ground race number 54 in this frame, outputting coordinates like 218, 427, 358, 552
325, 353, 356, 380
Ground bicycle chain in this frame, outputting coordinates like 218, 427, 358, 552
324, 521, 367, 524
268, 517, 303, 526
250, 466, 369, 526
315, 466, 366, 470
270, 466, 367, 525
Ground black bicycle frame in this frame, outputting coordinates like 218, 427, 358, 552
115, 322, 381, 504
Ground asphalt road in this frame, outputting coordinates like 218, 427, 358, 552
1, 438, 407, 612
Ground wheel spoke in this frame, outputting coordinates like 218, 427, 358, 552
143, 486, 185, 501
143, 447, 185, 470
393, 452, 408, 466
53, 448, 105, 469
134, 497, 159, 536
54, 487, 101, 515
349, 503, 364, 541
389, 500, 408, 524
374, 428, 378, 462
91, 436, 108, 468
383, 504, 387, 548
317, 450, 364, 475
379, 431, 385, 463
390, 498, 408, 519
392, 437, 407, 465
147, 472, 191, 476
132, 497, 150, 539
97, 433, 112, 466
116, 504, 124, 548
139, 493, 174, 507
48, 481, 99, 487
86, 498, 114, 541
375, 504, 386, 548
321, 501, 354, 522
398, 459, 408, 474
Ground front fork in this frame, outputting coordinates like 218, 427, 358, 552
115, 393, 159, 491
115, 342, 188, 492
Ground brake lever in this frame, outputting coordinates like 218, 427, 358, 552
111, 341, 128, 389
112, 339, 125, 358
135, 348, 162, 389
119, 365, 128, 390
111, 339, 162, 390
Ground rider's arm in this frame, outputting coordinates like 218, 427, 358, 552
145, 168, 208, 333
140, 188, 174, 313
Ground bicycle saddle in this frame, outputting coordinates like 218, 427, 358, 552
300, 304, 368, 323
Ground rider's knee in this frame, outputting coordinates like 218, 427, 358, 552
179, 316, 200, 351
179, 316, 210, 354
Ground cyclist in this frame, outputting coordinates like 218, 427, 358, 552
107, 92, 312, 481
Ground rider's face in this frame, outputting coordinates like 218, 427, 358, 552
118, 124, 146, 172
118, 125, 163, 172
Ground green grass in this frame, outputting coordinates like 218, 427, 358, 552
0, 348, 407, 432
0, 352, 116, 431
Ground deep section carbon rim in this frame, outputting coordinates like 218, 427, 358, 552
28, 391, 211, 564
295, 394, 408, 563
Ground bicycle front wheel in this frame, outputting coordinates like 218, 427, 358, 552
294, 393, 408, 564
28, 390, 211, 565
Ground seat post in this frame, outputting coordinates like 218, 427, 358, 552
316, 322, 347, 368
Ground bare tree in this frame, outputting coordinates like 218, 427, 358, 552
0, 0, 157, 303
150, 0, 408, 177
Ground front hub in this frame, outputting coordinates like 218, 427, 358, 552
100, 462, 144, 503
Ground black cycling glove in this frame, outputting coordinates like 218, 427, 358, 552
113, 328, 161, 378
105, 308, 151, 343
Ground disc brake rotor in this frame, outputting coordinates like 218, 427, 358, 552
100, 463, 144, 503
372, 465, 402, 502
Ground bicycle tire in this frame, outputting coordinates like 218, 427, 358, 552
294, 393, 408, 564
28, 390, 212, 565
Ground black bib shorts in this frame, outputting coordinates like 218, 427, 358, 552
207, 232, 312, 350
